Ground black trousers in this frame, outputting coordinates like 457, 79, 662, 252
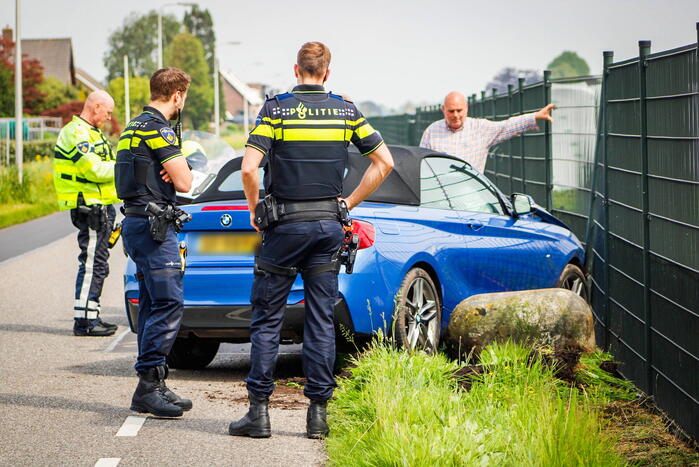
71, 205, 116, 319
245, 220, 344, 402
122, 217, 184, 374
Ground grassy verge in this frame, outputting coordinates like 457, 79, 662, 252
0, 158, 58, 229
328, 341, 624, 466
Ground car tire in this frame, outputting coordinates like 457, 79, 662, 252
392, 267, 442, 354
556, 264, 589, 303
167, 337, 220, 370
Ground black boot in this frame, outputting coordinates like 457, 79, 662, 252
160, 366, 193, 411
307, 400, 329, 439
228, 392, 271, 438
97, 317, 118, 331
73, 318, 116, 337
130, 366, 183, 417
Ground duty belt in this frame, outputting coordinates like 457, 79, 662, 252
122, 206, 149, 218
276, 199, 341, 224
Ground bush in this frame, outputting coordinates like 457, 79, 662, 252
1, 139, 57, 162
0, 158, 58, 228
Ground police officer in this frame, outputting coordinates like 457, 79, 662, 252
53, 90, 120, 336
115, 68, 193, 418
229, 42, 394, 439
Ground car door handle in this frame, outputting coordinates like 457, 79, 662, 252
465, 219, 484, 231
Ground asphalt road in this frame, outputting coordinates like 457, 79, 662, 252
0, 210, 74, 263
0, 232, 325, 466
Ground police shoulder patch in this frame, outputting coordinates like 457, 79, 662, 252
159, 127, 177, 145
76, 141, 90, 153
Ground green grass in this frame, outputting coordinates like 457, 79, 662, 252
0, 158, 58, 229
327, 341, 625, 466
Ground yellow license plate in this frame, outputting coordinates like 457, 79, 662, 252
197, 233, 260, 255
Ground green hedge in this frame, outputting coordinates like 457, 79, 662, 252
0, 139, 57, 162
0, 159, 58, 229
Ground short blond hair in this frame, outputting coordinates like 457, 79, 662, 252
297, 42, 331, 78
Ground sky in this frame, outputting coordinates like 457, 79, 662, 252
1, 0, 697, 108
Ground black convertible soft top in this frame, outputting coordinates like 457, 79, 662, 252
195, 145, 463, 206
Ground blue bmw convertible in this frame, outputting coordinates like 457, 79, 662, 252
123, 137, 586, 369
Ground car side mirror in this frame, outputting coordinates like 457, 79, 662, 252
511, 193, 534, 216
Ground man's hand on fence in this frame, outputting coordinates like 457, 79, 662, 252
534, 104, 557, 123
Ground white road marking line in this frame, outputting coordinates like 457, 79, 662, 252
104, 330, 130, 353
116, 416, 146, 437
94, 459, 121, 467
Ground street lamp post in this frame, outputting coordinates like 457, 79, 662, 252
212, 41, 241, 137
14, 0, 23, 183
157, 2, 197, 69
124, 55, 130, 123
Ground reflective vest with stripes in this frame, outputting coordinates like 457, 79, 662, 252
265, 93, 350, 200
53, 116, 118, 210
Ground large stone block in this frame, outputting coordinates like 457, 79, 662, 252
447, 288, 596, 354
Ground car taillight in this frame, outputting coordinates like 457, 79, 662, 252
128, 298, 139, 304
201, 205, 248, 211
351, 220, 375, 249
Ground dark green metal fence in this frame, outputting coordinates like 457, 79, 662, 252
588, 35, 698, 439
367, 23, 699, 439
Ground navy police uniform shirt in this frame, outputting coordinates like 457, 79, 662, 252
117, 106, 183, 208
246, 84, 384, 158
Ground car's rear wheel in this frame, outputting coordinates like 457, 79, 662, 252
556, 264, 589, 303
392, 267, 441, 354
167, 337, 220, 370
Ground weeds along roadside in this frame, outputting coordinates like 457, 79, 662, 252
327, 339, 631, 467
0, 158, 58, 229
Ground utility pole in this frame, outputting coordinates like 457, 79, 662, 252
213, 57, 220, 137
15, 0, 23, 183
157, 13, 162, 69
124, 55, 130, 123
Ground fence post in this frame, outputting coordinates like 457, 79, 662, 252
602, 50, 614, 350
491, 88, 498, 179
471, 94, 478, 117
508, 84, 514, 193
518, 78, 526, 192
638, 40, 653, 394
543, 70, 552, 211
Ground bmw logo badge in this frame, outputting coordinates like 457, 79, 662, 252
220, 214, 232, 227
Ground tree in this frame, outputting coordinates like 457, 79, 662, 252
0, 34, 46, 116
41, 101, 121, 135
103, 11, 182, 82
35, 77, 79, 114
547, 51, 590, 79
164, 33, 213, 130
183, 6, 215, 73
484, 67, 542, 95
107, 75, 151, 126
183, 6, 223, 124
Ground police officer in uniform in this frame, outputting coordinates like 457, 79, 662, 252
115, 68, 194, 418
229, 42, 394, 439
53, 90, 120, 336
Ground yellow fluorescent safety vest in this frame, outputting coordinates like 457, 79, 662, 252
53, 116, 119, 210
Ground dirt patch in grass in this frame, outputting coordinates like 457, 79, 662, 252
602, 399, 699, 466
220, 377, 307, 410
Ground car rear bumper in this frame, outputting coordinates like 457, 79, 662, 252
125, 297, 355, 343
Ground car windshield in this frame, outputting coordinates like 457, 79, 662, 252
178, 130, 239, 201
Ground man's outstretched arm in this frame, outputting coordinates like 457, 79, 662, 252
343, 143, 394, 210
486, 103, 557, 147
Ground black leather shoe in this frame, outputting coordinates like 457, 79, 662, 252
97, 318, 118, 331
130, 366, 183, 418
159, 366, 192, 411
228, 392, 271, 438
73, 319, 116, 337
307, 400, 329, 439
